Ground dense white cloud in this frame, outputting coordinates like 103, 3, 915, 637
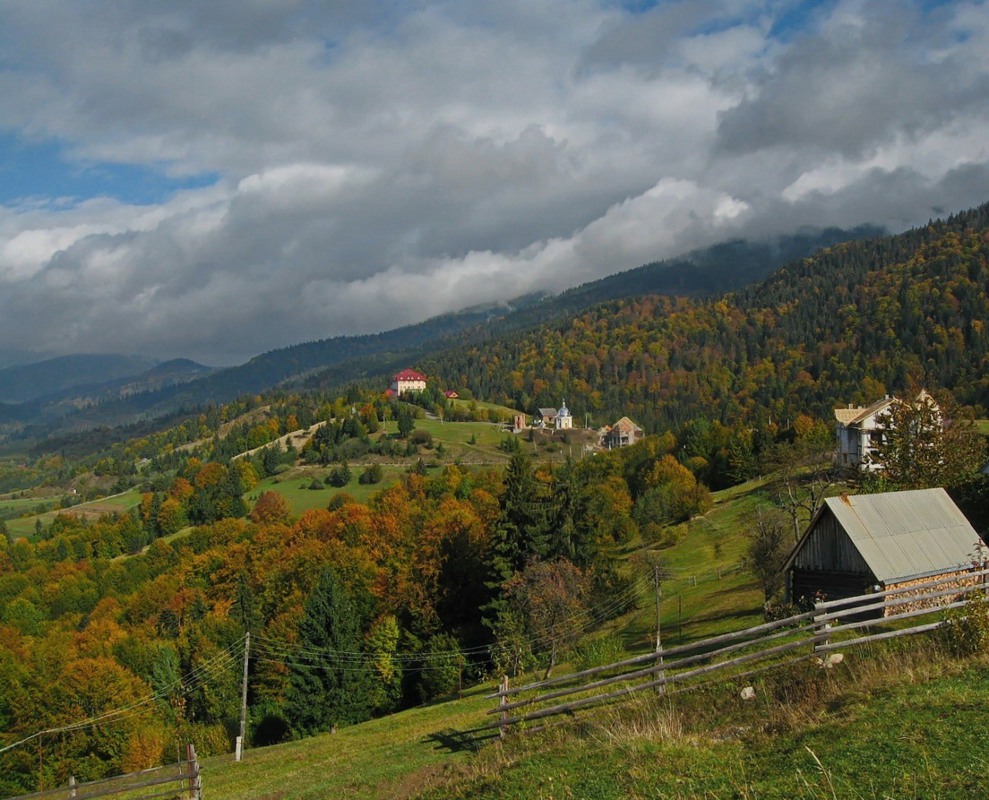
0, 0, 987, 364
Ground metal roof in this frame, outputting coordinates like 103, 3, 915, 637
819, 488, 979, 583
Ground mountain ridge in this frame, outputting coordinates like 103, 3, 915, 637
3, 225, 878, 444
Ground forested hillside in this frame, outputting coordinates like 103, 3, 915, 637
426, 204, 989, 434
2, 204, 988, 793
5, 228, 865, 442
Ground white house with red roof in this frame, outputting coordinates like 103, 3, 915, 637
390, 368, 427, 397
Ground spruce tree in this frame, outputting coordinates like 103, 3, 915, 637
489, 451, 548, 582
286, 569, 375, 736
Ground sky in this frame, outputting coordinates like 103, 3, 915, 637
1, 0, 988, 366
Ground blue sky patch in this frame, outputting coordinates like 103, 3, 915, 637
0, 132, 219, 208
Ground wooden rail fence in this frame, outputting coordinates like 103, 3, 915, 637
4, 745, 201, 800
487, 568, 989, 734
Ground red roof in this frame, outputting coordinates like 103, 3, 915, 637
393, 369, 427, 381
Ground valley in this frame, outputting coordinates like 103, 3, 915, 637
1, 205, 989, 797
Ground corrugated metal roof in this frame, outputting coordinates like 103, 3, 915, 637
824, 488, 979, 583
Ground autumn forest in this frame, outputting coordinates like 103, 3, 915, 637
1, 202, 989, 793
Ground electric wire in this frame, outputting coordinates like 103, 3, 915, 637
0, 636, 245, 756
250, 573, 652, 673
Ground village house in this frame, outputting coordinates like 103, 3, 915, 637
601, 416, 643, 449
834, 390, 937, 469
533, 401, 573, 430
389, 368, 427, 397
535, 407, 557, 427
784, 488, 983, 614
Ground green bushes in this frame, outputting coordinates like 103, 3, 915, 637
943, 589, 989, 657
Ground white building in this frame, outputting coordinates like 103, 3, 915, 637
390, 368, 427, 397
554, 400, 573, 430
834, 391, 937, 470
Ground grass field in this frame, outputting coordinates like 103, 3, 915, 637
247, 418, 518, 516
195, 610, 989, 800
416, 654, 989, 800
202, 684, 498, 799
0, 495, 56, 517
250, 465, 407, 515
4, 487, 143, 540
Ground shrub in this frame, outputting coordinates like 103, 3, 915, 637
358, 464, 384, 485
327, 492, 355, 511
327, 463, 351, 487
943, 589, 989, 657
409, 430, 433, 447
572, 633, 628, 671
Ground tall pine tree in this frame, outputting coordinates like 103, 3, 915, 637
489, 451, 549, 582
286, 568, 375, 736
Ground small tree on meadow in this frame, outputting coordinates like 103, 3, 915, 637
501, 558, 591, 679
865, 389, 985, 491
249, 490, 291, 525
743, 508, 791, 602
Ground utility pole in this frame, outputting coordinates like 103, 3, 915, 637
653, 564, 662, 654
648, 559, 670, 695
237, 632, 250, 762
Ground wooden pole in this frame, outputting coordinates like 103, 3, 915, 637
69, 776, 77, 799
237, 631, 250, 761
499, 676, 509, 739
187, 744, 196, 798
653, 565, 665, 694
678, 595, 682, 642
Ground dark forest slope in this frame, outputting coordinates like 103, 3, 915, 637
422, 203, 989, 432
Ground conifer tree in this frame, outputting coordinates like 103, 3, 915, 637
489, 451, 548, 582
286, 569, 375, 736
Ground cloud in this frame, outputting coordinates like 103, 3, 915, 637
0, 0, 987, 364
715, 3, 989, 158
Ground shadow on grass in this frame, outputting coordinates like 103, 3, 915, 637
424, 726, 501, 753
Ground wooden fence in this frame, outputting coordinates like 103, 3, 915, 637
487, 568, 989, 734
4, 745, 201, 800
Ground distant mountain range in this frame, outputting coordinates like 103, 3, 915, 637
0, 225, 880, 444
0, 354, 163, 404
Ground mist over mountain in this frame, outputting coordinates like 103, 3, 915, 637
2, 227, 875, 443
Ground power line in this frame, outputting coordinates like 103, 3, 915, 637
0, 637, 245, 756
251, 573, 652, 672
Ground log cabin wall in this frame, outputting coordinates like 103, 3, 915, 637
790, 509, 871, 573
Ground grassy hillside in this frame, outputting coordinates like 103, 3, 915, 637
3, 487, 143, 540
190, 470, 986, 799
415, 655, 989, 800
197, 646, 989, 799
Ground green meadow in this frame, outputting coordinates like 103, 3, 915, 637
195, 473, 986, 799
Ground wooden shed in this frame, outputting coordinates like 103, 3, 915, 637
784, 488, 983, 612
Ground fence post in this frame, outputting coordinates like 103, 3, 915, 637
499, 675, 509, 739
186, 743, 202, 799
813, 601, 830, 652
69, 776, 77, 799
